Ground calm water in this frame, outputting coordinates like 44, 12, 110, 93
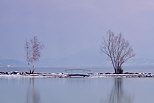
0, 68, 154, 103
0, 77, 154, 103
1, 67, 154, 73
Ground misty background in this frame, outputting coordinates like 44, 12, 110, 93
0, 0, 154, 68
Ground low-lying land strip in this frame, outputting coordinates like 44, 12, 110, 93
0, 71, 154, 78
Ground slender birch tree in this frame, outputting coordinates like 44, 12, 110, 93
25, 36, 43, 73
101, 30, 135, 74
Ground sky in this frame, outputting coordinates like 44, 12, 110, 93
0, 0, 154, 67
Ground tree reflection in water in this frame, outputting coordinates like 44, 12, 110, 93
26, 78, 41, 103
105, 78, 133, 103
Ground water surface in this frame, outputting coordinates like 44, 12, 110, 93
0, 77, 154, 103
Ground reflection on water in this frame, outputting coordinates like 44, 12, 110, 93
106, 78, 133, 103
26, 78, 41, 103
2, 77, 154, 103
25, 78, 133, 103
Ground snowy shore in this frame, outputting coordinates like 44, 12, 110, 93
0, 71, 154, 78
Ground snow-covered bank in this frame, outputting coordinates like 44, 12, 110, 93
0, 72, 68, 78
0, 71, 154, 78
90, 73, 154, 78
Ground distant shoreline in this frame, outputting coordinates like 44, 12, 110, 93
0, 71, 154, 78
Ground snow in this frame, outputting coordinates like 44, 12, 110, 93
0, 72, 154, 79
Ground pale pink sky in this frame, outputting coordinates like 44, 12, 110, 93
0, 0, 154, 66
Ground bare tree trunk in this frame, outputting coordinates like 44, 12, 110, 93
115, 67, 123, 74
32, 64, 35, 74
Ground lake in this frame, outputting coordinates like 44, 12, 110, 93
0, 77, 154, 103
0, 67, 154, 103
1, 67, 154, 73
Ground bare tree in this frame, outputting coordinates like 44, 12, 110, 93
101, 30, 135, 74
25, 36, 43, 73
